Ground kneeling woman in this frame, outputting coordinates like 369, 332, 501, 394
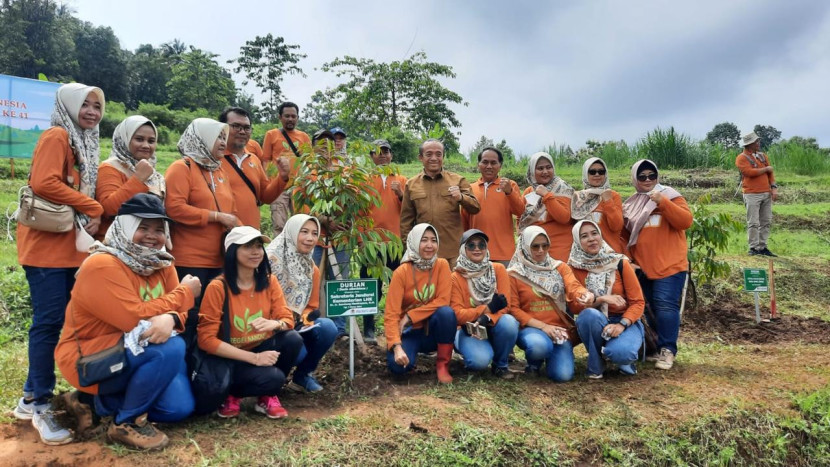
56, 194, 199, 450
451, 229, 518, 378
197, 226, 303, 419
385, 223, 457, 383
568, 220, 645, 379
508, 226, 593, 382
266, 214, 338, 393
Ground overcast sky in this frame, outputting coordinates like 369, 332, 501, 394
72, 0, 830, 155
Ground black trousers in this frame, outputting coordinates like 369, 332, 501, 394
229, 330, 304, 397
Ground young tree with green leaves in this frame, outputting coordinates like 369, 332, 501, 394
167, 47, 236, 111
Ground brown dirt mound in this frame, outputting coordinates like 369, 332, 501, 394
0, 422, 127, 467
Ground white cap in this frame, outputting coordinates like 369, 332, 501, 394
224, 226, 270, 251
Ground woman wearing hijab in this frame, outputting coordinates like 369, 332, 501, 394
622, 159, 692, 371
508, 226, 593, 382
570, 157, 624, 252
385, 223, 457, 383
55, 194, 200, 450
198, 226, 304, 420
165, 118, 240, 338
451, 229, 519, 379
518, 152, 575, 262
568, 220, 645, 379
14, 83, 106, 445
266, 214, 338, 394
96, 115, 165, 239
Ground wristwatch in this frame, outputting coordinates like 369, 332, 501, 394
619, 318, 631, 328
770, 183, 778, 189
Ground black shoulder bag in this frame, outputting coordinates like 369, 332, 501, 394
619, 259, 658, 357
224, 155, 262, 206
281, 129, 301, 157
189, 278, 235, 415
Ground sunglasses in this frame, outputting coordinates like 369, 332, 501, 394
637, 173, 658, 181
530, 243, 550, 251
465, 240, 487, 251
229, 123, 253, 132
588, 169, 606, 176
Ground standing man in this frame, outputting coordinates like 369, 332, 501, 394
400, 139, 480, 267
219, 107, 288, 229
463, 147, 525, 265
262, 102, 311, 236
736, 131, 778, 257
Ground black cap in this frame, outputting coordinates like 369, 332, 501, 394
372, 139, 392, 150
460, 229, 489, 246
117, 193, 172, 221
312, 129, 335, 144
330, 127, 347, 137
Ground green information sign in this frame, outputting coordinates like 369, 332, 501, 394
743, 268, 768, 292
325, 279, 378, 317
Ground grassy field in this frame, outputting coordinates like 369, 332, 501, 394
1, 146, 829, 465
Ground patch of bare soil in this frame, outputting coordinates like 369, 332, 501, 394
0, 422, 127, 467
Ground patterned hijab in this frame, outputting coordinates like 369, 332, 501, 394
622, 159, 682, 247
105, 116, 165, 198
177, 118, 228, 172
571, 157, 611, 221
89, 215, 174, 276
51, 83, 105, 226
519, 152, 574, 229
567, 220, 625, 315
507, 226, 566, 312
455, 234, 496, 305
266, 214, 320, 314
401, 223, 439, 271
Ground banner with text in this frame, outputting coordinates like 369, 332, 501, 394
1, 74, 61, 159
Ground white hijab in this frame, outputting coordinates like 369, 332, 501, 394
401, 223, 439, 271
518, 152, 574, 229
266, 214, 320, 314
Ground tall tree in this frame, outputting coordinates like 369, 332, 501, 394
753, 124, 782, 151
705, 122, 740, 149
303, 90, 345, 133
167, 47, 237, 111
74, 23, 128, 102
126, 44, 173, 109
229, 34, 305, 122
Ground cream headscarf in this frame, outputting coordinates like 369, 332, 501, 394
567, 220, 625, 315
506, 226, 566, 312
401, 223, 439, 271
266, 214, 320, 314
622, 159, 682, 247
519, 152, 574, 229
177, 118, 228, 172
105, 116, 165, 198
455, 234, 496, 306
571, 157, 611, 221
88, 215, 174, 277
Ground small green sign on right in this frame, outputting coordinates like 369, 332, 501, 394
743, 268, 768, 292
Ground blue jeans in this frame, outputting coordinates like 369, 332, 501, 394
639, 271, 687, 355
454, 314, 519, 371
294, 318, 338, 382
576, 308, 644, 376
387, 306, 456, 374
95, 337, 194, 425
23, 266, 77, 404
516, 327, 574, 382
313, 245, 351, 334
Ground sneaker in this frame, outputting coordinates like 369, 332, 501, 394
61, 390, 94, 435
748, 249, 759, 256
363, 329, 377, 345
256, 395, 288, 419
13, 397, 35, 420
587, 373, 604, 380
217, 395, 242, 418
618, 363, 638, 375
655, 348, 675, 370
524, 364, 542, 376
758, 248, 778, 257
287, 374, 323, 393
645, 353, 660, 362
491, 366, 515, 380
107, 414, 168, 450
32, 403, 73, 446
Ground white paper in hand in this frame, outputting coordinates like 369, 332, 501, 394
524, 192, 541, 206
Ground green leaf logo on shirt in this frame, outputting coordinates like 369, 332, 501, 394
233, 308, 264, 333
139, 281, 165, 302
413, 283, 435, 303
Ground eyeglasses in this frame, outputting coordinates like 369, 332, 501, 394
637, 173, 658, 182
530, 243, 550, 251
587, 169, 606, 176
465, 240, 487, 251
229, 123, 253, 133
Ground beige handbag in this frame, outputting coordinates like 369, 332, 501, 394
16, 186, 75, 233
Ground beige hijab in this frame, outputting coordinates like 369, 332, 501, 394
519, 152, 574, 229
567, 220, 625, 315
105, 116, 165, 198
401, 223, 439, 271
266, 214, 320, 314
177, 118, 228, 172
455, 236, 496, 305
506, 226, 566, 312
571, 157, 611, 221
622, 159, 682, 247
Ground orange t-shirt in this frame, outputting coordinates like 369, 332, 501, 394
55, 254, 193, 394
569, 259, 644, 323
384, 259, 452, 349
368, 173, 408, 238
164, 159, 236, 268
220, 152, 285, 229
463, 179, 525, 261
261, 128, 311, 176
522, 187, 573, 262
625, 196, 692, 280
587, 191, 624, 253
508, 263, 586, 328
245, 139, 263, 159
95, 162, 151, 240
197, 275, 295, 353
450, 263, 513, 325
17, 127, 104, 268
736, 151, 775, 194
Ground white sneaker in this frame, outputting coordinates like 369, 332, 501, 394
655, 348, 675, 370
13, 397, 35, 420
32, 403, 73, 445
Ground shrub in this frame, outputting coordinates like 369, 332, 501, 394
99, 100, 128, 137
637, 126, 696, 169
687, 193, 742, 286
768, 140, 830, 175
0, 267, 32, 344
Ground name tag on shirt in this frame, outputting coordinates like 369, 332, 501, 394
591, 212, 603, 223
645, 214, 662, 228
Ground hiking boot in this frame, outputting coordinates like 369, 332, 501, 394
13, 397, 35, 420
491, 366, 515, 380
758, 248, 778, 257
655, 348, 675, 370
107, 414, 168, 450
61, 390, 94, 435
287, 374, 323, 393
256, 395, 288, 419
217, 395, 242, 418
32, 402, 73, 445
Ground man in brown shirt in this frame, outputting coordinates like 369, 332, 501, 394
400, 139, 481, 267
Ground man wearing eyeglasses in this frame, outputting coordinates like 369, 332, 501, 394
219, 107, 288, 229
462, 147, 524, 266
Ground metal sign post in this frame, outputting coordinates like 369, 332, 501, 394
326, 279, 378, 380
743, 268, 769, 324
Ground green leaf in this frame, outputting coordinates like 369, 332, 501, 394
233, 315, 246, 333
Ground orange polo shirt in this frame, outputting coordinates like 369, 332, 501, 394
736, 150, 775, 194
522, 187, 573, 262
55, 254, 193, 394
17, 127, 104, 268
245, 139, 263, 159
588, 191, 624, 253
368, 173, 408, 238
569, 259, 644, 323
450, 263, 512, 326
261, 128, 311, 177
384, 259, 452, 349
509, 263, 586, 328
95, 162, 151, 240
164, 159, 236, 268
220, 151, 285, 229
463, 178, 525, 261
625, 196, 692, 280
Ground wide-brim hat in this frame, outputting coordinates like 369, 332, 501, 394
741, 131, 760, 147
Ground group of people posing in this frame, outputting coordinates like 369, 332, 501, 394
14, 82, 694, 452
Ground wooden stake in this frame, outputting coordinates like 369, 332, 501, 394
768, 258, 778, 319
